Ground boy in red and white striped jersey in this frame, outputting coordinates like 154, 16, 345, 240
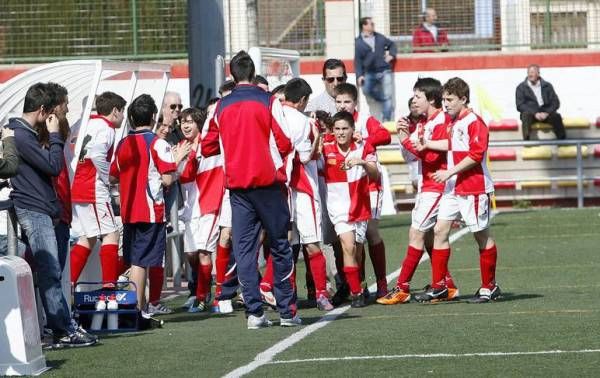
322, 111, 379, 308
414, 77, 500, 303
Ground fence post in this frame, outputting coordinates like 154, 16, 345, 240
131, 0, 139, 57
168, 192, 182, 287
576, 142, 584, 208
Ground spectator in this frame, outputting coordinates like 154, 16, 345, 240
161, 91, 185, 145
412, 8, 449, 53
8, 83, 97, 347
0, 127, 18, 179
219, 80, 236, 97
305, 59, 347, 115
355, 17, 397, 121
516, 64, 566, 140
252, 75, 269, 91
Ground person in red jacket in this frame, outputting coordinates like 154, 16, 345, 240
412, 8, 449, 53
202, 51, 299, 329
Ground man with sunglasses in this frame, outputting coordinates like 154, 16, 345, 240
161, 91, 185, 145
355, 17, 397, 122
305, 59, 347, 115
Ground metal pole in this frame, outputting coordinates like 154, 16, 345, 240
169, 192, 182, 287
576, 142, 584, 208
6, 208, 17, 256
215, 55, 225, 93
132, 0, 139, 56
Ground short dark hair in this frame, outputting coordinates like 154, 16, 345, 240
230, 50, 255, 83
127, 94, 157, 128
23, 83, 58, 113
359, 17, 372, 31
442, 77, 470, 104
334, 83, 358, 102
332, 110, 355, 129
270, 84, 286, 97
252, 75, 269, 87
315, 110, 333, 132
219, 80, 236, 96
47, 82, 68, 105
322, 59, 347, 79
283, 78, 312, 104
413, 77, 442, 108
96, 91, 126, 116
207, 97, 220, 107
180, 107, 207, 131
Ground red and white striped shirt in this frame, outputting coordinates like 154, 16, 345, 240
71, 115, 116, 203
446, 109, 494, 195
400, 109, 450, 193
109, 129, 176, 223
353, 111, 391, 192
322, 140, 377, 224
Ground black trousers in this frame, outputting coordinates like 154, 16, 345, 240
520, 112, 566, 140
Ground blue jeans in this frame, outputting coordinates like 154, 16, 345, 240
15, 207, 74, 334
363, 69, 394, 121
54, 221, 70, 273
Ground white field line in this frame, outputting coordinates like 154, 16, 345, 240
267, 349, 600, 365
223, 215, 482, 378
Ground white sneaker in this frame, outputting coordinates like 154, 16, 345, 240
182, 296, 196, 309
280, 315, 302, 327
260, 288, 277, 307
218, 299, 233, 314
147, 302, 173, 315
247, 314, 272, 330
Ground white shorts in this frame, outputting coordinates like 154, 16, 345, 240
334, 221, 368, 244
218, 190, 232, 228
369, 190, 383, 220
408, 160, 419, 183
411, 191, 443, 232
72, 202, 118, 238
184, 214, 220, 253
438, 193, 492, 233
292, 190, 322, 245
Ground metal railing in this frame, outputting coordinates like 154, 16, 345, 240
386, 138, 600, 209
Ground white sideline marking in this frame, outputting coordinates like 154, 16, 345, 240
268, 349, 600, 365
223, 216, 485, 378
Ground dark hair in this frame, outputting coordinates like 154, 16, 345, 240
127, 94, 157, 128
207, 97, 220, 107
96, 91, 126, 116
230, 50, 255, 83
252, 75, 269, 87
442, 77, 470, 104
315, 110, 333, 132
219, 80, 236, 96
180, 107, 207, 131
23, 83, 58, 113
334, 83, 358, 102
359, 17, 372, 31
283, 78, 312, 103
322, 59, 347, 79
408, 97, 414, 108
270, 84, 286, 97
332, 110, 355, 129
413, 77, 442, 108
47, 82, 68, 106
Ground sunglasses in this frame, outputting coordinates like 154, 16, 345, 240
170, 104, 183, 110
324, 76, 346, 83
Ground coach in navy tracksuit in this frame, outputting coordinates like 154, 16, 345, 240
202, 51, 298, 328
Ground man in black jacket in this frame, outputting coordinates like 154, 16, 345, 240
515, 64, 566, 140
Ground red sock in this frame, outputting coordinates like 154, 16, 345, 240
215, 245, 230, 284
431, 248, 451, 288
308, 251, 328, 297
396, 245, 424, 291
196, 262, 213, 301
70, 244, 91, 283
479, 245, 498, 289
148, 266, 164, 305
445, 272, 457, 289
260, 254, 274, 292
117, 255, 129, 276
368, 241, 387, 281
343, 266, 362, 295
99, 244, 119, 284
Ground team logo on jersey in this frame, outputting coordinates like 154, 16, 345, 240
327, 158, 337, 165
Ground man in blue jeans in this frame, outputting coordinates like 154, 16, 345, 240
8, 83, 97, 348
355, 17, 397, 121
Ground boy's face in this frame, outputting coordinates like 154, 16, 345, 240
443, 91, 467, 118
412, 89, 430, 115
335, 93, 357, 114
52, 97, 69, 120
333, 119, 354, 147
156, 123, 172, 140
112, 107, 125, 128
180, 115, 199, 141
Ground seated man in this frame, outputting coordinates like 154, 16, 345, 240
516, 64, 566, 140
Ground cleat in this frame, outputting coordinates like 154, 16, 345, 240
260, 288, 277, 308
350, 293, 367, 308
447, 287, 460, 301
316, 295, 334, 311
146, 302, 173, 315
332, 285, 349, 307
247, 314, 272, 329
280, 315, 302, 327
182, 295, 196, 309
467, 285, 501, 303
376, 286, 411, 305
414, 286, 449, 303
376, 279, 388, 298
188, 299, 208, 313
53, 328, 97, 348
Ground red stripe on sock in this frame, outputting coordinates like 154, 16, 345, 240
431, 248, 451, 288
148, 266, 164, 305
308, 251, 328, 296
260, 254, 274, 292
368, 241, 387, 281
479, 245, 498, 289
99, 244, 119, 284
196, 262, 213, 300
396, 245, 424, 291
343, 266, 362, 295
70, 244, 91, 283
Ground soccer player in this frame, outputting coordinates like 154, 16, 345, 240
334, 83, 391, 298
377, 77, 458, 305
414, 77, 500, 303
109, 94, 177, 311
178, 107, 225, 313
70, 92, 126, 288
322, 111, 379, 308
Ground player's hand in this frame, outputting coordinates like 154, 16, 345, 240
343, 157, 363, 170
46, 114, 59, 133
357, 76, 365, 86
539, 112, 548, 120
1, 127, 14, 140
432, 169, 452, 183
412, 138, 426, 152
353, 131, 363, 143
396, 117, 410, 138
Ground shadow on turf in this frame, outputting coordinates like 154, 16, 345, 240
46, 359, 66, 370
496, 292, 544, 302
